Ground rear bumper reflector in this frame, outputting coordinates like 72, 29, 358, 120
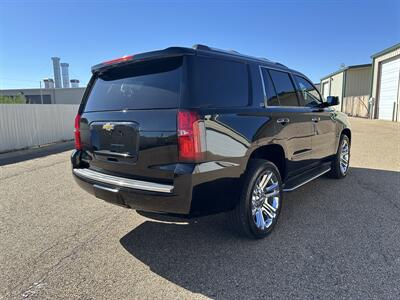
73, 168, 173, 194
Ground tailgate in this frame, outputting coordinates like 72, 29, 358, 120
78, 57, 183, 182
80, 109, 178, 182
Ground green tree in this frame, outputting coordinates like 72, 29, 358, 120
0, 94, 27, 104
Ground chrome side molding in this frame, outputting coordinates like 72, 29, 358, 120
73, 168, 173, 193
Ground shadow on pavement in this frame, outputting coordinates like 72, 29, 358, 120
120, 167, 400, 299
0, 141, 74, 166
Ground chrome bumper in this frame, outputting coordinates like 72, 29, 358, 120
72, 168, 174, 194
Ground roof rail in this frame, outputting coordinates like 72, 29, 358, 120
192, 44, 210, 51
275, 62, 288, 68
192, 44, 282, 65
193, 44, 241, 55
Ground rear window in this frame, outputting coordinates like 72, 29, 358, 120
84, 58, 182, 112
188, 57, 248, 108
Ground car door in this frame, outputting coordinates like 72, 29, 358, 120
261, 68, 314, 176
293, 75, 338, 160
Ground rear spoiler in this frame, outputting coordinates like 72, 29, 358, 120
91, 47, 195, 73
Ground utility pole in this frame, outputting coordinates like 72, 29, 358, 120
39, 81, 44, 104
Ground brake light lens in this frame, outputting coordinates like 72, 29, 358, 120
74, 114, 82, 150
177, 110, 206, 161
103, 55, 134, 65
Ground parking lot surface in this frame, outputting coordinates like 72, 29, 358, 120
1, 118, 399, 299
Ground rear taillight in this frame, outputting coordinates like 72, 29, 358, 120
177, 110, 206, 161
74, 114, 82, 150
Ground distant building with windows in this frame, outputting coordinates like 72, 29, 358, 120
0, 87, 85, 104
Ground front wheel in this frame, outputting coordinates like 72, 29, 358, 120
329, 134, 350, 179
231, 159, 283, 239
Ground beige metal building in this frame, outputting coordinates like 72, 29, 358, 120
320, 64, 372, 115
0, 87, 85, 105
370, 43, 400, 121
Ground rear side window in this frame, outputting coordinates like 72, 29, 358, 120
268, 70, 299, 107
260, 68, 279, 106
84, 58, 182, 112
189, 57, 248, 108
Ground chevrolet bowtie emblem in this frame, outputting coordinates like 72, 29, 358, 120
102, 123, 114, 132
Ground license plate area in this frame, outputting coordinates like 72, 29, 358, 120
90, 121, 139, 163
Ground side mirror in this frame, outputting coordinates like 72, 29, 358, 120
326, 96, 339, 107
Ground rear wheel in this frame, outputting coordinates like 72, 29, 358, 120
231, 159, 283, 239
329, 134, 350, 179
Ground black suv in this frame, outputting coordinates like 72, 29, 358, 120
72, 45, 351, 239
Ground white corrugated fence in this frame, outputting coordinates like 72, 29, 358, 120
0, 104, 79, 153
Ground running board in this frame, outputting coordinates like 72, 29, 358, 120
282, 165, 331, 192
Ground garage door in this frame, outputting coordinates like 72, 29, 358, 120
322, 82, 329, 99
378, 57, 400, 120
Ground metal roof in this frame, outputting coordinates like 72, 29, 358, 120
320, 64, 372, 81
371, 43, 400, 58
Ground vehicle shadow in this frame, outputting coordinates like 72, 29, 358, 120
120, 167, 400, 299
0, 141, 74, 166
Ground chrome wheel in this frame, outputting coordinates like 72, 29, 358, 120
340, 139, 350, 174
251, 171, 280, 230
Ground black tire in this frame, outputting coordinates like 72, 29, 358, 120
329, 134, 350, 179
230, 159, 283, 239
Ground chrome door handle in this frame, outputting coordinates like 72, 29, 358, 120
311, 117, 320, 122
277, 118, 290, 125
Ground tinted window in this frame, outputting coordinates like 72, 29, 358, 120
261, 68, 279, 106
190, 57, 248, 108
294, 75, 322, 107
268, 70, 299, 107
25, 95, 52, 104
84, 58, 182, 112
